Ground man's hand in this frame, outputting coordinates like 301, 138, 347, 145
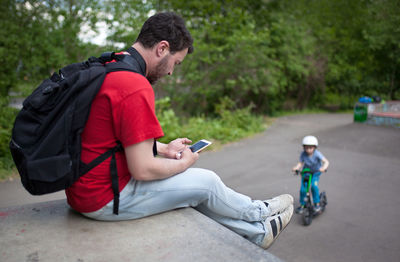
179, 146, 199, 165
125, 138, 198, 181
165, 138, 192, 159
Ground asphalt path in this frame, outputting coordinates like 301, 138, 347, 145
195, 113, 400, 262
1, 113, 399, 261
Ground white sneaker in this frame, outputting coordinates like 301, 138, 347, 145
295, 206, 305, 214
263, 194, 294, 216
261, 204, 294, 249
313, 204, 321, 213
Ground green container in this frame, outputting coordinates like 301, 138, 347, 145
354, 103, 367, 122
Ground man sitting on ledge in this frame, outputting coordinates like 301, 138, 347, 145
66, 11, 293, 249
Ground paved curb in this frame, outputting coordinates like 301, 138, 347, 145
0, 200, 283, 262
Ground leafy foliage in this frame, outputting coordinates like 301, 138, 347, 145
156, 97, 265, 145
154, 0, 399, 113
3, 0, 399, 110
0, 98, 18, 173
0, 0, 106, 96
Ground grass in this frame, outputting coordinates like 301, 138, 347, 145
0, 168, 18, 182
272, 108, 353, 117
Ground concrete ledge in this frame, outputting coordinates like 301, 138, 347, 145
367, 114, 400, 128
0, 200, 282, 262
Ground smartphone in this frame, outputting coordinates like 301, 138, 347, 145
189, 139, 212, 153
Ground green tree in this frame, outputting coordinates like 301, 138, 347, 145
153, 0, 319, 114
281, 0, 399, 102
100, 0, 152, 49
0, 0, 106, 96
2, 0, 398, 112
363, 0, 400, 99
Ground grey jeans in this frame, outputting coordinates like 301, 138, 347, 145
82, 168, 272, 246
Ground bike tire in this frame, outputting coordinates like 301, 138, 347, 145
302, 203, 313, 226
320, 192, 328, 212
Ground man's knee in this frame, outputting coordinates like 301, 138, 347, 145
187, 168, 222, 189
195, 168, 220, 181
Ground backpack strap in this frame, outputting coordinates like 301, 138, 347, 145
125, 47, 146, 75
79, 142, 123, 215
105, 47, 146, 77
98, 52, 115, 64
79, 142, 123, 175
109, 143, 123, 215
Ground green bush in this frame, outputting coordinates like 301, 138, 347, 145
155, 97, 184, 143
0, 98, 18, 177
157, 97, 266, 146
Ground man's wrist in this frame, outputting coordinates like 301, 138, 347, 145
156, 141, 168, 156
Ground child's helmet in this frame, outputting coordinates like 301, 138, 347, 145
302, 135, 318, 147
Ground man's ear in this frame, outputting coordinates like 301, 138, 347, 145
156, 40, 170, 57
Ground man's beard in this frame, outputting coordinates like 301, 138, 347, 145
147, 55, 169, 85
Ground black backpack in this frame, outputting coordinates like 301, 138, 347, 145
9, 47, 146, 215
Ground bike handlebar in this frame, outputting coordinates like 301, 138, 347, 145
293, 169, 328, 175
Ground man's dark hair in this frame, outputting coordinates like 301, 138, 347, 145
135, 12, 194, 54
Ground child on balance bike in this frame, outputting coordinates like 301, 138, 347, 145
292, 136, 329, 214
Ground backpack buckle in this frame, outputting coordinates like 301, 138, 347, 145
98, 52, 115, 64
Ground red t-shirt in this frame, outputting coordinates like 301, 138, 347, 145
66, 70, 164, 213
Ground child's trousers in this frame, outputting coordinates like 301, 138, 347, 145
299, 172, 321, 205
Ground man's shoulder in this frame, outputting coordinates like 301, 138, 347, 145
105, 70, 149, 85
101, 71, 152, 100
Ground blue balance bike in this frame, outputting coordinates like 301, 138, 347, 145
295, 168, 327, 226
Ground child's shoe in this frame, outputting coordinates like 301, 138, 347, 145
313, 204, 321, 213
295, 205, 305, 214
261, 204, 293, 249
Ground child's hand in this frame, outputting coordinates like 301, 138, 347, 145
292, 162, 302, 172
319, 168, 327, 172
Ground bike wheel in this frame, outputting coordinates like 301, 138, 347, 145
302, 202, 313, 226
320, 192, 328, 211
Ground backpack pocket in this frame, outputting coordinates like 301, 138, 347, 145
27, 154, 71, 183
10, 139, 72, 195
23, 79, 61, 111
